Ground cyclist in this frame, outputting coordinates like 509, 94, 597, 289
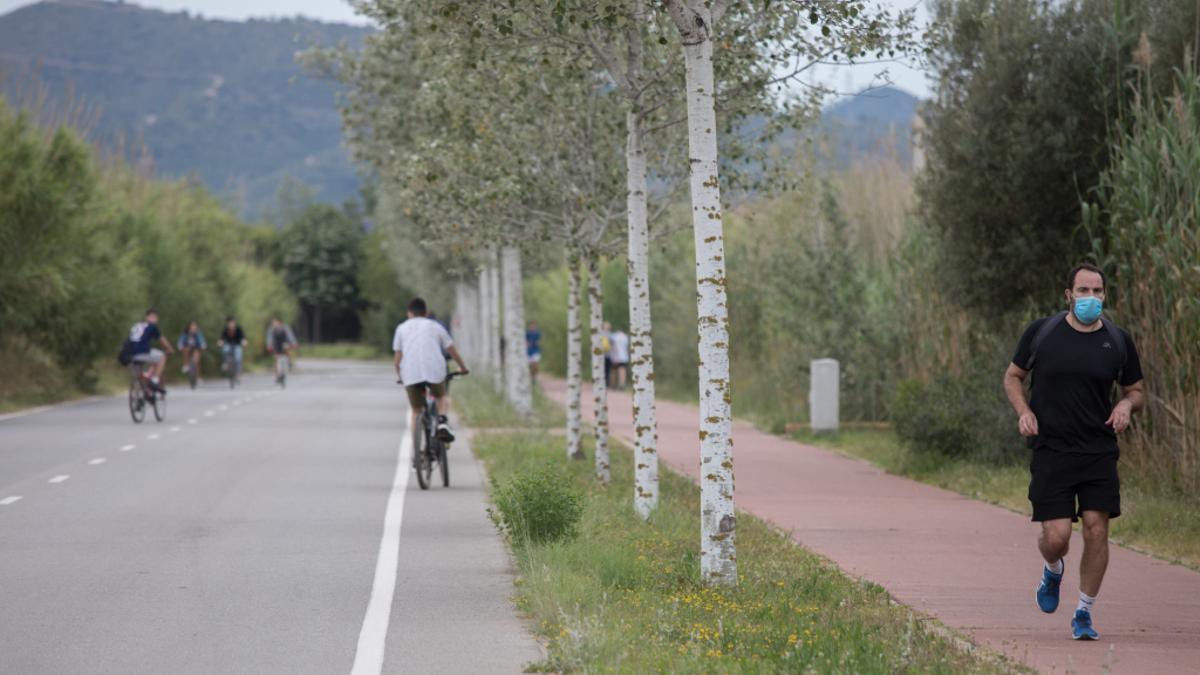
393, 297, 469, 443
217, 316, 247, 378
265, 317, 298, 382
127, 308, 175, 391
177, 320, 207, 379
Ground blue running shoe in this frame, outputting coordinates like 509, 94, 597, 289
1036, 561, 1063, 613
1072, 609, 1099, 640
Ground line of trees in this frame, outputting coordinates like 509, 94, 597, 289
314, 0, 917, 586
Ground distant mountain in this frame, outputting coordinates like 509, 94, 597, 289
819, 86, 921, 168
0, 0, 370, 219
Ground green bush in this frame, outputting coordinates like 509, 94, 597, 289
489, 465, 584, 547
892, 373, 1019, 463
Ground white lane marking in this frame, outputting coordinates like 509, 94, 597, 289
120, 445, 135, 452
147, 433, 160, 440
0, 496, 22, 505
204, 410, 215, 417
170, 426, 181, 432
351, 430, 414, 675
188, 418, 198, 425
88, 458, 107, 465
48, 475, 70, 484
219, 405, 228, 411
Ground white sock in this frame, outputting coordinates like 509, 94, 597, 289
1045, 558, 1064, 575
1077, 592, 1096, 613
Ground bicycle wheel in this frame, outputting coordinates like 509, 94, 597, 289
414, 426, 432, 491
128, 379, 146, 423
187, 359, 198, 389
151, 390, 166, 422
438, 440, 449, 487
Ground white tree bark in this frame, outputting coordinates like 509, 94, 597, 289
566, 253, 585, 460
475, 265, 489, 374
488, 249, 503, 392
501, 245, 533, 417
586, 254, 610, 483
626, 108, 659, 519
453, 282, 469, 360
667, 0, 736, 586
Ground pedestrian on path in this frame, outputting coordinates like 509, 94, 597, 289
608, 326, 629, 390
526, 320, 542, 381
1002, 263, 1145, 641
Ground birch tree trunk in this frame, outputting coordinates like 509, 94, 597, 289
586, 254, 610, 483
667, 0, 736, 586
501, 245, 533, 417
566, 253, 585, 460
453, 282, 468, 358
488, 250, 503, 392
626, 108, 659, 518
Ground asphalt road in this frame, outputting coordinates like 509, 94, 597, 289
0, 359, 539, 674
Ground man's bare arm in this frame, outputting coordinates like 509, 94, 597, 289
393, 350, 403, 380
1003, 363, 1038, 437
446, 345, 469, 374
1106, 380, 1145, 432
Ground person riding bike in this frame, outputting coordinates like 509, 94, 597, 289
217, 316, 247, 377
177, 321, 207, 379
265, 317, 298, 381
127, 308, 175, 392
393, 297, 469, 443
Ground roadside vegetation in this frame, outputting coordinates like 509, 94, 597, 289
460, 381, 1022, 673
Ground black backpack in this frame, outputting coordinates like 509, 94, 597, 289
1023, 311, 1128, 378
117, 338, 135, 366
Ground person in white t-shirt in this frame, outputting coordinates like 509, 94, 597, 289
609, 327, 630, 390
393, 297, 469, 443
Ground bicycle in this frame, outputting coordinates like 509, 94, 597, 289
222, 346, 241, 389
273, 352, 289, 389
128, 362, 166, 423
182, 348, 202, 389
407, 371, 464, 490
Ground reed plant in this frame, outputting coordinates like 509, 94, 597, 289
1087, 54, 1200, 494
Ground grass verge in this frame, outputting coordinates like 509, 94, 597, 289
790, 429, 1200, 570
455, 377, 565, 429
462, 394, 1022, 673
301, 342, 389, 361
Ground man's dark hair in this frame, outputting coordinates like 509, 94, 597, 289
1066, 263, 1106, 291
226, 316, 236, 322
408, 297, 427, 315
145, 308, 158, 317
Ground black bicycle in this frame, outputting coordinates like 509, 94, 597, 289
128, 362, 166, 423
407, 372, 464, 490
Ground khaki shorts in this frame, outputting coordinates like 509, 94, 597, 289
405, 381, 447, 410
131, 348, 165, 364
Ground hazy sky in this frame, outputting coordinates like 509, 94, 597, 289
0, 0, 932, 98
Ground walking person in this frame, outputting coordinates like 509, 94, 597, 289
608, 325, 629, 390
526, 320, 542, 382
1002, 263, 1145, 641
601, 321, 613, 387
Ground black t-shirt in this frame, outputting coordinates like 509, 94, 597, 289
1012, 317, 1143, 454
222, 326, 245, 344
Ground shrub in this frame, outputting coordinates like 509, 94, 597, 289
892, 373, 1019, 463
489, 465, 583, 547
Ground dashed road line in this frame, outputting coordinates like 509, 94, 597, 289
147, 433, 160, 440
219, 405, 229, 411
88, 458, 107, 465
0, 496, 22, 506
188, 418, 198, 425
120, 444, 135, 452
48, 475, 70, 484
204, 410, 215, 417
170, 426, 181, 432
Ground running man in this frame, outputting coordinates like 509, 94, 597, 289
393, 297, 469, 445
1003, 263, 1145, 641
127, 309, 175, 391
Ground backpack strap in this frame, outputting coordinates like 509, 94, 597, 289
1023, 311, 1068, 370
1100, 319, 1129, 382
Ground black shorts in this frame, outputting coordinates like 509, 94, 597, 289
1028, 449, 1120, 522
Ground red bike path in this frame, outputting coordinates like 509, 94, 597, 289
543, 379, 1200, 674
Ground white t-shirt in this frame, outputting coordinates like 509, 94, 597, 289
609, 330, 630, 364
392, 317, 454, 385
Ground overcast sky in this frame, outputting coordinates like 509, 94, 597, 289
0, 0, 932, 98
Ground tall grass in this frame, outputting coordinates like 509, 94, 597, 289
1089, 58, 1200, 493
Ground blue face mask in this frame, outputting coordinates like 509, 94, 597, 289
1073, 296, 1103, 324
